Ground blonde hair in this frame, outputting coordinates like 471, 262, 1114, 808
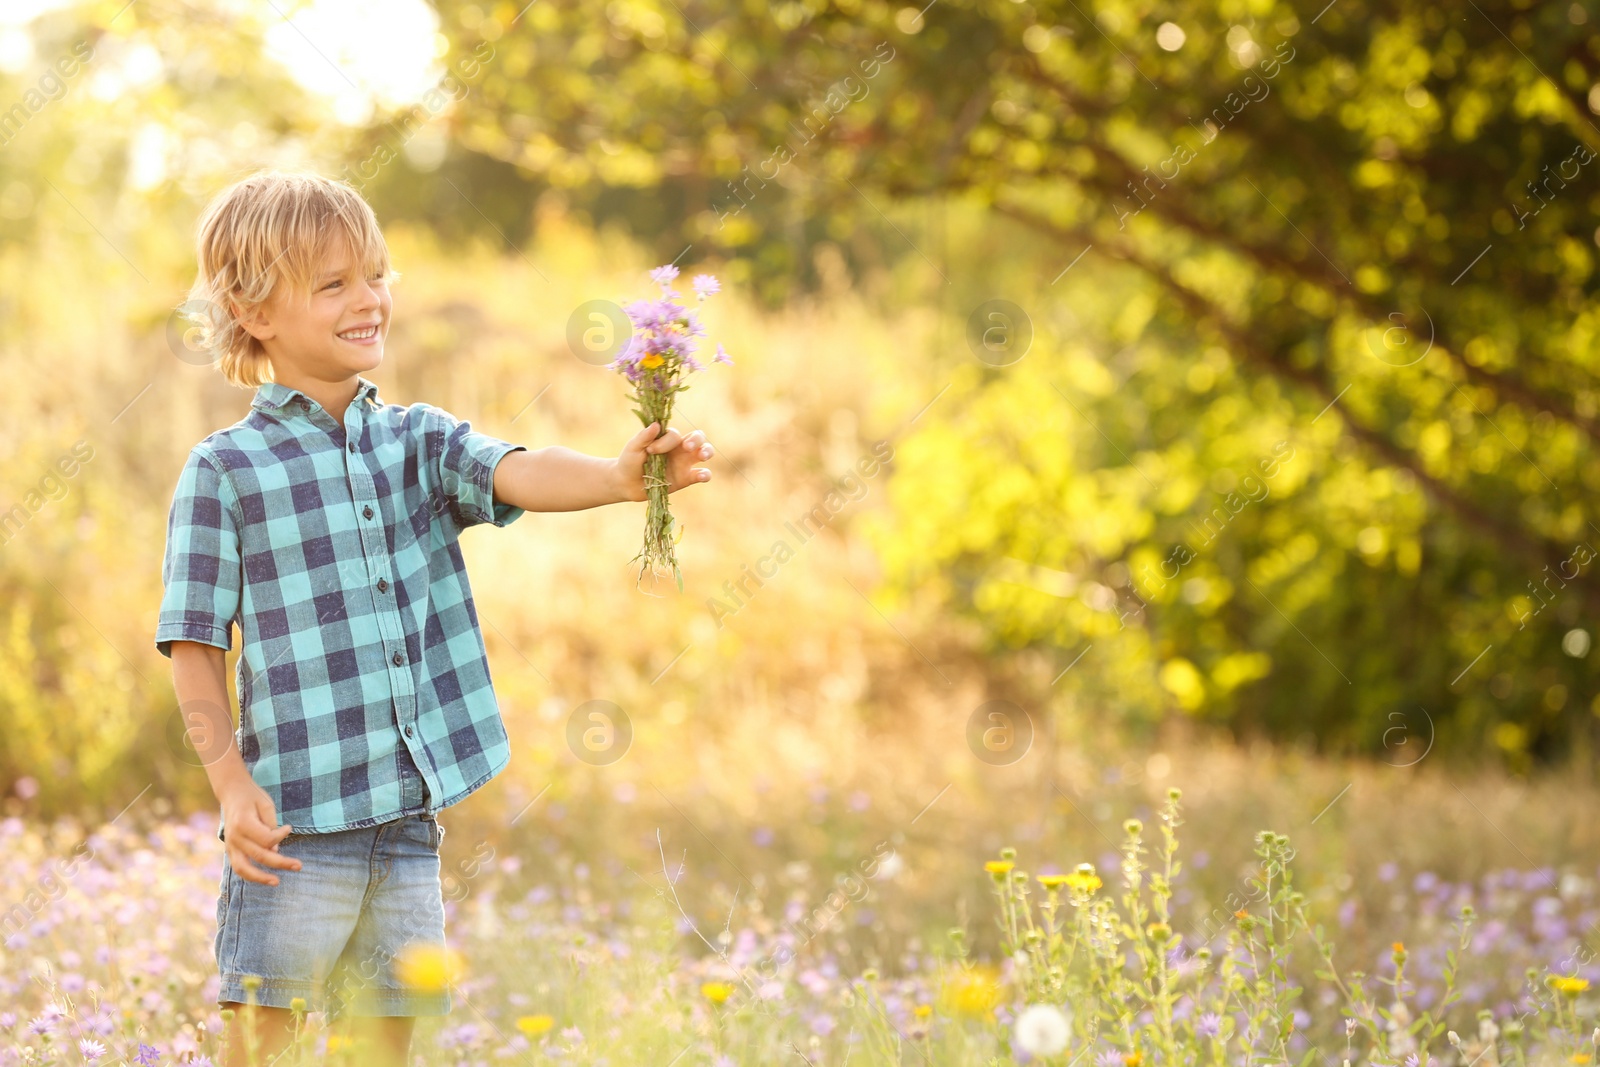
183, 170, 399, 388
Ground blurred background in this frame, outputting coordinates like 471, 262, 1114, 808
4, 0, 1600, 1015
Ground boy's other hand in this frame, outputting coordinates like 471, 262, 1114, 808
616, 421, 716, 502
221, 779, 302, 886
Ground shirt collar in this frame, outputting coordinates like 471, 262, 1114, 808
252, 375, 381, 415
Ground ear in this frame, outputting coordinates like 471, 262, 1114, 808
230, 295, 277, 343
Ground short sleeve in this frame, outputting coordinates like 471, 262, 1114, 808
154, 446, 243, 658
426, 404, 527, 530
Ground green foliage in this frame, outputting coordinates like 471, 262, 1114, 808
426, 0, 1600, 760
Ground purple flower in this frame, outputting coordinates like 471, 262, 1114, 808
1196, 1012, 1222, 1038
78, 1039, 107, 1061
712, 343, 733, 365
136, 1045, 162, 1066
649, 264, 680, 287
691, 274, 720, 299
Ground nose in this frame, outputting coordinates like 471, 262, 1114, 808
353, 280, 379, 310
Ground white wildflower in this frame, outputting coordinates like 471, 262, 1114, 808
1015, 1003, 1072, 1057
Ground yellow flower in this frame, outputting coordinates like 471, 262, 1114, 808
1124, 1054, 1144, 1067
985, 860, 1015, 875
1392, 941, 1405, 953
1037, 873, 1070, 889
913, 1004, 933, 1019
640, 353, 665, 369
938, 964, 1003, 1019
516, 1015, 555, 1037
394, 942, 466, 992
326, 1034, 349, 1053
1570, 1054, 1592, 1065
701, 981, 735, 1004
1065, 864, 1102, 894
1550, 974, 1590, 996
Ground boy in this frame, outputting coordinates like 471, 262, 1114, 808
155, 170, 716, 1066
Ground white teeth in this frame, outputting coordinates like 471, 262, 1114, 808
340, 325, 378, 340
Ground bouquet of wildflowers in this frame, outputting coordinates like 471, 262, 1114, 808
609, 264, 732, 592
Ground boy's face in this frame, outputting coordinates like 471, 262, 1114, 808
241, 235, 391, 382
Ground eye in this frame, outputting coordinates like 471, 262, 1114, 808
322, 279, 342, 291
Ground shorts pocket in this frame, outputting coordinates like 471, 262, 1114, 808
429, 817, 445, 852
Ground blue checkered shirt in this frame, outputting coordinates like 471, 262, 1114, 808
155, 376, 525, 839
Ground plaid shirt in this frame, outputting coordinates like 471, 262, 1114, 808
155, 375, 525, 838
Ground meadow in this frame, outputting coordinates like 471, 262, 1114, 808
1, 199, 1599, 1065
6, 729, 1600, 1066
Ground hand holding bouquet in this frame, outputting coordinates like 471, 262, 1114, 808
610, 264, 732, 592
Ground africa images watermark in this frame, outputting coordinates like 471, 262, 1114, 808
0, 39, 94, 150
1124, 440, 1296, 617
712, 41, 897, 228
1511, 538, 1596, 631
705, 439, 894, 627
1113, 38, 1297, 229
0, 439, 96, 550
1511, 141, 1595, 230
340, 40, 497, 191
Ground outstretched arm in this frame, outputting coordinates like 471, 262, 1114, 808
492, 421, 716, 513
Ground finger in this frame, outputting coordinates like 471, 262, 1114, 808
228, 844, 297, 889
628, 422, 659, 451
242, 838, 302, 872
697, 442, 715, 460
647, 428, 684, 454
254, 795, 282, 833
230, 850, 280, 886
679, 430, 705, 451
238, 816, 296, 861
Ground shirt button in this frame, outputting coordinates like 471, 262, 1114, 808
392, 651, 404, 666
348, 441, 356, 454
363, 506, 373, 519
377, 578, 389, 593
404, 725, 414, 738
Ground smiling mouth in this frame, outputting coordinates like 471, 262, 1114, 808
338, 325, 380, 341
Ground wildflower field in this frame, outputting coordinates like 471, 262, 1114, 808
7, 732, 1600, 1066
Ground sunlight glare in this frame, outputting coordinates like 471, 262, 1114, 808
260, 0, 442, 126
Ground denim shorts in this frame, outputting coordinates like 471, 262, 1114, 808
213, 813, 452, 1018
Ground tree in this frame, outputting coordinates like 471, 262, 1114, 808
433, 0, 1600, 763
